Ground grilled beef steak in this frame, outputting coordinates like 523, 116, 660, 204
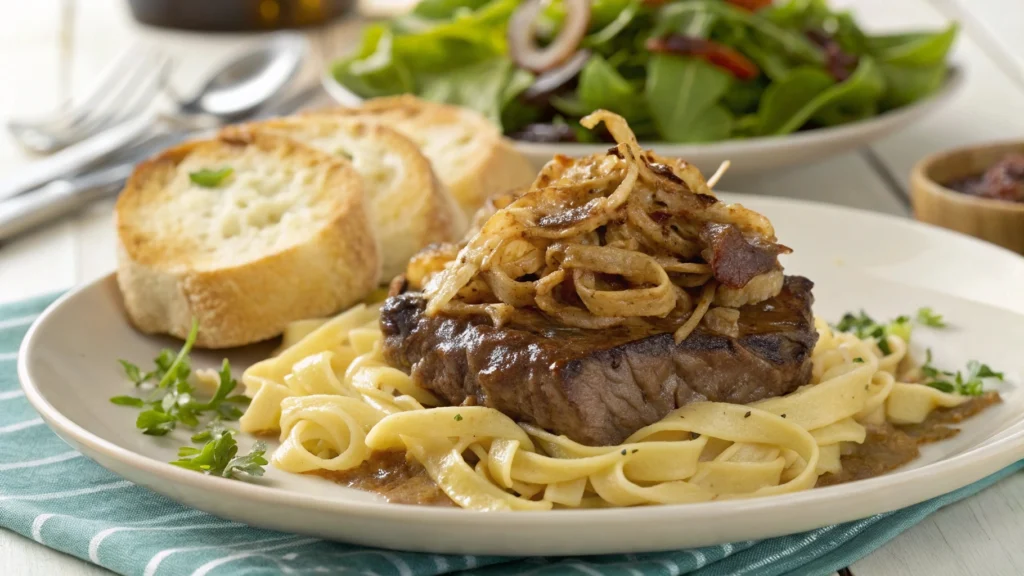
381, 276, 818, 446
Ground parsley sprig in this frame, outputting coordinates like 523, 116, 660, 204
921, 349, 1002, 396
835, 307, 946, 355
110, 320, 265, 480
916, 307, 947, 328
171, 431, 268, 478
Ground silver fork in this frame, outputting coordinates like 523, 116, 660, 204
6, 44, 172, 154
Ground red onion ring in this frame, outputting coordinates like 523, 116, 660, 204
508, 0, 592, 73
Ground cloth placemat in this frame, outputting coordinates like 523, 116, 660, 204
1, 292, 1020, 576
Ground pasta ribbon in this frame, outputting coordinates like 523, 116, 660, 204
248, 310, 976, 510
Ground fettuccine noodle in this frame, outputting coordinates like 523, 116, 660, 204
240, 307, 968, 510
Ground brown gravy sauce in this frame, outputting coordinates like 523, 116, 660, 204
310, 451, 454, 506
817, 391, 1001, 487
312, 393, 1001, 504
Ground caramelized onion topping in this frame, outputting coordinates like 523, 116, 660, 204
421, 110, 788, 343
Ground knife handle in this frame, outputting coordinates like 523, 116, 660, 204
0, 169, 127, 242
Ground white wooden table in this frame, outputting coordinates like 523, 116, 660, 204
2, 0, 1024, 574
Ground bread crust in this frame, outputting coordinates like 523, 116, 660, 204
221, 115, 465, 280
115, 133, 380, 348
311, 95, 537, 217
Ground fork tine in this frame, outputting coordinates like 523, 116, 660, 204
50, 45, 161, 133
5, 43, 162, 154
58, 54, 171, 145
11, 42, 151, 133
9, 46, 169, 153
57, 48, 166, 139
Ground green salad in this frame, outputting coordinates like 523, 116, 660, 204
331, 0, 957, 143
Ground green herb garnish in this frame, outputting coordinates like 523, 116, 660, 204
189, 167, 233, 188
191, 420, 230, 444
109, 395, 145, 407
110, 320, 262, 479
835, 307, 947, 354
916, 307, 946, 327
922, 353, 1002, 397
853, 357, 864, 363
454, 414, 463, 421
171, 431, 267, 478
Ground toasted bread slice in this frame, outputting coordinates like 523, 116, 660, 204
318, 95, 536, 218
222, 115, 465, 280
115, 132, 379, 348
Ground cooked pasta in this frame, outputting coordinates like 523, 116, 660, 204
240, 307, 969, 510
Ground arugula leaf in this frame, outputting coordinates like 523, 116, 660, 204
586, 0, 642, 47
868, 24, 958, 67
757, 67, 834, 135
738, 38, 795, 82
659, 1, 824, 64
411, 0, 490, 20
645, 55, 732, 142
420, 57, 522, 127
331, 0, 956, 143
763, 0, 867, 56
879, 63, 947, 109
758, 56, 884, 135
721, 78, 766, 116
916, 307, 946, 328
580, 54, 649, 125
393, 0, 516, 73
189, 168, 233, 188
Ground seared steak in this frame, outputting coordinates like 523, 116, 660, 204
381, 276, 818, 446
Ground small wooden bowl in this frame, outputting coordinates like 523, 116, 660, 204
912, 141, 1024, 255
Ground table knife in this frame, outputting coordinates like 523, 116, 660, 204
0, 85, 324, 242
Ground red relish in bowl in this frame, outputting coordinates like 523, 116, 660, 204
947, 153, 1024, 203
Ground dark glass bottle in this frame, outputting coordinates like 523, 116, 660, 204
126, 0, 352, 31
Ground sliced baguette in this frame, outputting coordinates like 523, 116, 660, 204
115, 132, 379, 349
318, 95, 537, 218
222, 115, 465, 280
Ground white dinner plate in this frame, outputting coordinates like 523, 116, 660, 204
322, 67, 964, 175
19, 194, 1024, 556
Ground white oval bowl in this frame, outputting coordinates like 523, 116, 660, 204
322, 66, 964, 174
19, 193, 1024, 556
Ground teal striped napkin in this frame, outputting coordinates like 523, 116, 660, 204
2, 292, 1021, 576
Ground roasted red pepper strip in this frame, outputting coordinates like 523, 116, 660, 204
725, 0, 773, 10
646, 36, 760, 81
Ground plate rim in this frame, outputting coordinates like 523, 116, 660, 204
17, 193, 1024, 532
320, 65, 964, 155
